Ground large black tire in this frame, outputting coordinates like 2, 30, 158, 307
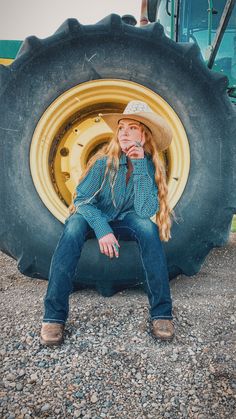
0, 15, 235, 296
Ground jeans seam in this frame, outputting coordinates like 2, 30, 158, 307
43, 319, 65, 324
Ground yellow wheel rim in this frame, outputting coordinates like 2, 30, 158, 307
30, 79, 190, 223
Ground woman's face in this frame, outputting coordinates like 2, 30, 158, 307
117, 119, 145, 152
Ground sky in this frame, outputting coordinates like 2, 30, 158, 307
1, 0, 141, 40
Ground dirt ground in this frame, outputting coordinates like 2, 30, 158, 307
0, 234, 235, 418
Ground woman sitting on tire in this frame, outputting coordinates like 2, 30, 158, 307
40, 100, 174, 345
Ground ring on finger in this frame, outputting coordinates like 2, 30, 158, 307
112, 243, 119, 251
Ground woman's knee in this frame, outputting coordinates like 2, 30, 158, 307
64, 213, 89, 240
141, 220, 159, 240
126, 214, 159, 237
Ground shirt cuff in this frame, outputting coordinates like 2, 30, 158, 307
94, 223, 114, 240
130, 157, 148, 175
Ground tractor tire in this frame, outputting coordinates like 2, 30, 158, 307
0, 15, 235, 296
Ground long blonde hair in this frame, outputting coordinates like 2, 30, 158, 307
69, 123, 172, 241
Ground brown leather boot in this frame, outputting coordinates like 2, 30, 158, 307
40, 322, 64, 346
152, 319, 174, 341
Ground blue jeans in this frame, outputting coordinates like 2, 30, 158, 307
43, 212, 173, 323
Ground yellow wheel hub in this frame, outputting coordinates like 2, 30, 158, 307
30, 79, 190, 223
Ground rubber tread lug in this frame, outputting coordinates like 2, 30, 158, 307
54, 18, 83, 36
210, 71, 229, 93
16, 36, 42, 58
96, 13, 123, 33
150, 21, 164, 38
180, 42, 202, 59
134, 21, 164, 40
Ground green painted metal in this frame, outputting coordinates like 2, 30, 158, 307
208, 0, 213, 45
170, 0, 175, 40
0, 40, 22, 59
232, 215, 236, 232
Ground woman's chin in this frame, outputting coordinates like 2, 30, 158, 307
120, 142, 130, 150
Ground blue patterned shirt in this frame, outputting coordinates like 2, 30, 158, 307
74, 153, 159, 239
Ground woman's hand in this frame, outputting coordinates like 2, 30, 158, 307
98, 233, 120, 258
125, 143, 144, 159
124, 131, 145, 159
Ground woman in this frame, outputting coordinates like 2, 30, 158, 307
40, 100, 174, 345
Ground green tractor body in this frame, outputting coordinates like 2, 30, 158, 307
153, 0, 236, 102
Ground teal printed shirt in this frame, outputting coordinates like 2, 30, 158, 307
73, 153, 159, 239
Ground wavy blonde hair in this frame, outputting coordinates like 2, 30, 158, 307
69, 122, 172, 241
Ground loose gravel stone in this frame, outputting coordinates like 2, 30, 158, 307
0, 234, 235, 418
41, 403, 51, 412
90, 394, 98, 403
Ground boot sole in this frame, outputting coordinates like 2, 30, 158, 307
40, 336, 64, 346
152, 333, 174, 342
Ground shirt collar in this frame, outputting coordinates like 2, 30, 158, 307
119, 153, 127, 165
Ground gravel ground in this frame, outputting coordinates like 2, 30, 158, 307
0, 234, 235, 419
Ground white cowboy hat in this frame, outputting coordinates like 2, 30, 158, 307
100, 100, 173, 151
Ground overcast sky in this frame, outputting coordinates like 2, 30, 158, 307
1, 0, 141, 40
